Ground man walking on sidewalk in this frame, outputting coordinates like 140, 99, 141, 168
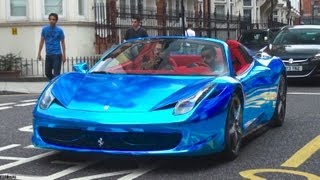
37, 13, 66, 80
124, 15, 148, 41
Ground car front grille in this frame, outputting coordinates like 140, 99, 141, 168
39, 127, 182, 151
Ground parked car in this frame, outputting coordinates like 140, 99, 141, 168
32, 36, 287, 160
238, 29, 275, 53
263, 25, 320, 78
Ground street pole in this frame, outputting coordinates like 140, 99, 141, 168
299, 0, 302, 24
312, 0, 314, 24
270, 0, 274, 28
181, 0, 185, 36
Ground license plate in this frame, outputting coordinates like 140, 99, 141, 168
286, 66, 302, 71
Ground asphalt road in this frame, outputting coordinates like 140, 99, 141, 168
0, 80, 320, 180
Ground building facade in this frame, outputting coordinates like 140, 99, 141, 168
0, 0, 96, 59
0, 0, 300, 59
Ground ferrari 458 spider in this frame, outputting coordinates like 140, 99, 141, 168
33, 37, 287, 160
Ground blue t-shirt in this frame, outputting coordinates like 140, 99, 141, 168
41, 26, 64, 55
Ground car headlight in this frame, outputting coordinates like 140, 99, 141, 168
39, 85, 55, 110
311, 53, 320, 62
173, 84, 214, 115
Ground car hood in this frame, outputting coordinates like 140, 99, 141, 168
270, 44, 320, 59
50, 73, 216, 112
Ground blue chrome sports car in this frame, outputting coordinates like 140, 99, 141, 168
33, 37, 287, 160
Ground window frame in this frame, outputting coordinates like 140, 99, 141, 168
7, 0, 28, 21
42, 0, 67, 20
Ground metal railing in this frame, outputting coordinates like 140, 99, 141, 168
15, 56, 100, 78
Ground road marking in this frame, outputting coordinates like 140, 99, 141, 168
239, 169, 320, 180
70, 163, 159, 180
0, 156, 25, 161
14, 102, 36, 107
19, 125, 33, 132
24, 145, 36, 149
288, 92, 320, 96
45, 160, 101, 180
70, 170, 132, 180
0, 151, 57, 171
20, 99, 37, 103
281, 135, 320, 168
118, 164, 159, 180
0, 144, 20, 152
0, 106, 13, 110
0, 174, 43, 180
0, 103, 15, 107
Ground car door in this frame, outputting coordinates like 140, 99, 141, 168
229, 41, 273, 132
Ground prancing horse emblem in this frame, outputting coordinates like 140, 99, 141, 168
98, 137, 104, 147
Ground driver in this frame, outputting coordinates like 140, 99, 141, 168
200, 46, 217, 68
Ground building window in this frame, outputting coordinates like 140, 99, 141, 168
10, 0, 27, 16
273, 10, 278, 16
215, 5, 225, 16
78, 0, 85, 16
130, 0, 136, 14
44, 0, 63, 15
243, 0, 252, 6
243, 9, 252, 20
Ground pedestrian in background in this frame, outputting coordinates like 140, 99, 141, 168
124, 15, 148, 41
185, 23, 196, 37
37, 13, 66, 80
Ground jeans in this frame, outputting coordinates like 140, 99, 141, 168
45, 54, 62, 80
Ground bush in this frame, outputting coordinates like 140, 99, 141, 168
0, 53, 22, 71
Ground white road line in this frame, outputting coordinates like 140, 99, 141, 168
24, 145, 36, 149
19, 125, 33, 133
0, 174, 44, 180
0, 156, 26, 161
0, 103, 16, 107
70, 170, 132, 180
0, 144, 20, 152
14, 102, 36, 107
20, 99, 38, 103
0, 151, 57, 171
0, 106, 13, 110
46, 160, 101, 180
288, 92, 320, 95
118, 164, 159, 180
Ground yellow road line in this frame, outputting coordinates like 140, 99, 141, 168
281, 135, 320, 168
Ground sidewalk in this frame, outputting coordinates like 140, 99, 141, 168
0, 81, 48, 94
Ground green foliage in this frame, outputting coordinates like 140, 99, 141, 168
0, 53, 22, 71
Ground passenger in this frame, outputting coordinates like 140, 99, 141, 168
141, 42, 174, 70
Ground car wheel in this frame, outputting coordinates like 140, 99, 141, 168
223, 94, 243, 161
271, 75, 287, 127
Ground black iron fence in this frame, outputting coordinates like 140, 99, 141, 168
0, 56, 100, 78
94, 3, 286, 54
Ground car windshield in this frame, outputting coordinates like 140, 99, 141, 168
90, 38, 228, 76
273, 28, 320, 45
239, 31, 269, 45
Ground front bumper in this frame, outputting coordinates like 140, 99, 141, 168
284, 60, 320, 78
32, 105, 228, 156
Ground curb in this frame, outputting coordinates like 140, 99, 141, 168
0, 91, 27, 95
0, 77, 48, 82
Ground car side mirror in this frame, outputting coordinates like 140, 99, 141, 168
73, 63, 88, 73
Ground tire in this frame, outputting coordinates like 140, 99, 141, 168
223, 94, 243, 161
271, 75, 287, 127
